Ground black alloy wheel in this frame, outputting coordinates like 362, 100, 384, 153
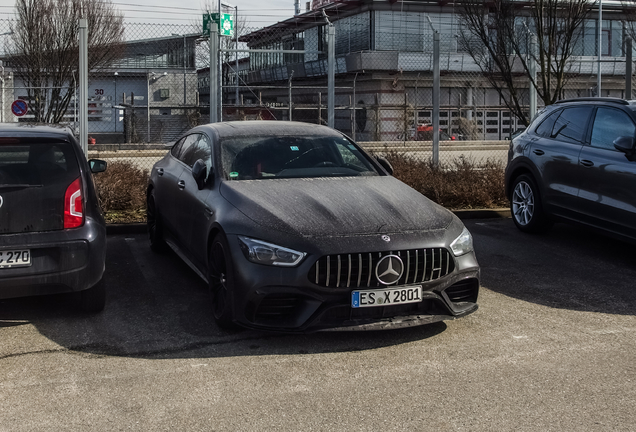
208, 233, 236, 329
511, 174, 553, 233
147, 190, 167, 253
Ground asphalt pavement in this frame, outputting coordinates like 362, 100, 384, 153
1, 218, 635, 431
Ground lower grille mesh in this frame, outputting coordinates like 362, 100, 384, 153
309, 248, 454, 288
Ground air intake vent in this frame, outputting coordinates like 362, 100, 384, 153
309, 248, 454, 288
255, 294, 301, 320
444, 279, 479, 303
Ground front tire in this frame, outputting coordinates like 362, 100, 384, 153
511, 174, 552, 233
208, 233, 236, 329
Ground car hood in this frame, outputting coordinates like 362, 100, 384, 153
219, 176, 453, 238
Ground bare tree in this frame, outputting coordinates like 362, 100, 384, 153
458, 0, 594, 125
7, 0, 124, 123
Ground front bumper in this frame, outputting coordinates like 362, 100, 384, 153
226, 234, 480, 333
0, 218, 106, 300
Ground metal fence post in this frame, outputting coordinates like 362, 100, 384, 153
627, 37, 633, 99
288, 70, 293, 121
328, 24, 335, 128
529, 34, 537, 121
432, 29, 440, 166
79, 18, 88, 155
210, 25, 218, 123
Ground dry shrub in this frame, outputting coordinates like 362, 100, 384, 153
383, 151, 508, 209
93, 161, 148, 212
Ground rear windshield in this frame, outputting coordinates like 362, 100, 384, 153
0, 141, 79, 187
220, 135, 379, 180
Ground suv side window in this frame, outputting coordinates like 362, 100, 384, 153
550, 106, 592, 144
534, 109, 561, 137
590, 107, 636, 151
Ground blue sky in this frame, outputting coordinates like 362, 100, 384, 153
0, 0, 297, 27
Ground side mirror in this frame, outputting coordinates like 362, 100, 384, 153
376, 156, 394, 175
192, 159, 209, 189
613, 136, 635, 155
88, 159, 107, 173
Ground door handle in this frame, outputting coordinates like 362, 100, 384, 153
533, 149, 545, 156
580, 160, 594, 167
156, 168, 164, 176
177, 180, 186, 189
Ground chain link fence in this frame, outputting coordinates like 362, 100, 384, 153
0, 12, 634, 219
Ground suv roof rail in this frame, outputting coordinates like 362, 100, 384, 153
555, 97, 629, 105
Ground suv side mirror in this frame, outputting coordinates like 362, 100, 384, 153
376, 156, 394, 175
613, 136, 635, 156
192, 159, 210, 189
88, 159, 107, 173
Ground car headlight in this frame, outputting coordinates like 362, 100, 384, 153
238, 236, 306, 267
450, 227, 474, 256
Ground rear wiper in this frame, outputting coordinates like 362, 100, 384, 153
0, 184, 42, 189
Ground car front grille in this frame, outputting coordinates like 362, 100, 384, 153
309, 248, 454, 288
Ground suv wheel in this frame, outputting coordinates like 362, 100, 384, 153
511, 174, 552, 233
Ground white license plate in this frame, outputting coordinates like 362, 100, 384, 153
0, 249, 31, 269
352, 286, 422, 308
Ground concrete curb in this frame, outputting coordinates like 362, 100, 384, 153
105, 208, 511, 235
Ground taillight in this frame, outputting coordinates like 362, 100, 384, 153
64, 177, 84, 229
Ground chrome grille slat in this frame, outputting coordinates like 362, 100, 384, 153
310, 248, 453, 288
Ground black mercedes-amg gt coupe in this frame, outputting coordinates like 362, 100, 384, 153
147, 121, 479, 332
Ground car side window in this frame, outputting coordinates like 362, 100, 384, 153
177, 134, 202, 167
590, 108, 636, 151
550, 106, 592, 144
171, 136, 186, 158
187, 134, 213, 174
534, 109, 561, 137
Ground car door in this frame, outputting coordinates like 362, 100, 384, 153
153, 136, 188, 236
577, 106, 636, 237
529, 106, 593, 217
174, 133, 216, 272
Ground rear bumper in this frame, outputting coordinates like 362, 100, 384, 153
0, 218, 106, 300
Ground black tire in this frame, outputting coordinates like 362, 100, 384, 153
147, 189, 167, 253
208, 233, 237, 329
510, 174, 553, 233
80, 276, 106, 313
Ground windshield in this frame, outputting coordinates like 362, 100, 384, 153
220, 135, 379, 180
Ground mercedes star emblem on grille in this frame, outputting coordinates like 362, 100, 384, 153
375, 255, 404, 285
381, 235, 390, 242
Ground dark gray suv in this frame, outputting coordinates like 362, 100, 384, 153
0, 125, 108, 311
505, 97, 636, 241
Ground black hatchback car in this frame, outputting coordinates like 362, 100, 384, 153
0, 125, 107, 311
505, 97, 636, 240
148, 121, 480, 332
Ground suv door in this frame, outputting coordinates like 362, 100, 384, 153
577, 106, 636, 237
529, 106, 593, 218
